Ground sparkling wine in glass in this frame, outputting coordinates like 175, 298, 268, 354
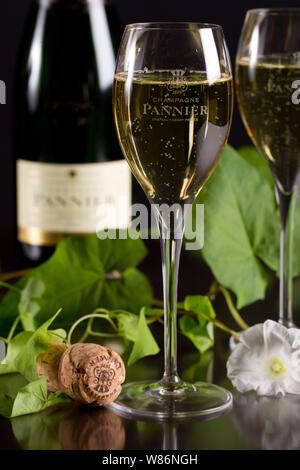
110, 22, 234, 420
236, 9, 300, 327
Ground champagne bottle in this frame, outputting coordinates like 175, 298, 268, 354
15, 0, 131, 263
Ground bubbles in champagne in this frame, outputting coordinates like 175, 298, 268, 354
236, 57, 300, 193
113, 70, 233, 205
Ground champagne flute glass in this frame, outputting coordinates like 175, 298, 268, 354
236, 9, 300, 327
110, 22, 233, 420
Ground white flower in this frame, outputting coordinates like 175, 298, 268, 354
227, 320, 300, 397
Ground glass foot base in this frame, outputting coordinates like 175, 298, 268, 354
107, 380, 233, 422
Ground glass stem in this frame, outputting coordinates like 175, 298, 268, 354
276, 186, 298, 327
157, 213, 184, 388
162, 422, 178, 450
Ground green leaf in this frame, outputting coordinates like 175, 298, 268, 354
0, 394, 14, 418
230, 146, 300, 277
195, 144, 280, 308
179, 315, 214, 355
238, 146, 273, 185
18, 278, 45, 331
0, 313, 66, 378
0, 376, 70, 419
43, 391, 72, 410
0, 374, 28, 398
142, 307, 164, 318
11, 377, 48, 418
127, 308, 160, 366
13, 310, 65, 382
117, 306, 164, 345
101, 268, 152, 314
117, 312, 139, 343
179, 295, 216, 354
10, 377, 70, 418
0, 233, 152, 336
184, 295, 216, 320
0, 331, 33, 375
291, 197, 300, 278
182, 351, 214, 383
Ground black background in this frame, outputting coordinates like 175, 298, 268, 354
0, 0, 297, 265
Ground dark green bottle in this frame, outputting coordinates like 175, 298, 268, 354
15, 0, 131, 263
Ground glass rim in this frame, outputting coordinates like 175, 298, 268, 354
247, 8, 300, 15
124, 22, 223, 31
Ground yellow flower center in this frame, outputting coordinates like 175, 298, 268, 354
269, 359, 285, 375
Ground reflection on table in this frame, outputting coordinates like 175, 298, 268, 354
230, 393, 300, 450
11, 404, 126, 451
3, 339, 300, 450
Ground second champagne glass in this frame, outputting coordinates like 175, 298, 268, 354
236, 9, 300, 327
110, 22, 233, 420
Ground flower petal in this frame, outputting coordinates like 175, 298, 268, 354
255, 380, 286, 397
239, 323, 265, 351
227, 320, 300, 397
286, 349, 300, 392
227, 343, 266, 393
262, 320, 292, 356
289, 327, 300, 350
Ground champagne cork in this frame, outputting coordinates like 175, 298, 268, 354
58, 343, 126, 406
37, 342, 68, 392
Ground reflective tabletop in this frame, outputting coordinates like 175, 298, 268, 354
0, 239, 299, 451
1, 337, 299, 451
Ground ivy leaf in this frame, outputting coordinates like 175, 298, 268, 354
0, 233, 152, 336
0, 332, 33, 375
10, 377, 70, 418
18, 278, 45, 331
0, 377, 70, 419
179, 316, 214, 354
184, 295, 216, 320
117, 307, 163, 345
0, 374, 28, 398
142, 307, 164, 318
143, 300, 215, 356
182, 350, 214, 383
223, 147, 300, 279
11, 378, 48, 418
291, 198, 300, 278
244, 158, 300, 279
238, 146, 274, 185
0, 394, 14, 418
127, 308, 160, 366
179, 295, 216, 354
0, 323, 66, 379
195, 144, 280, 308
100, 268, 152, 313
13, 310, 66, 382
117, 312, 139, 343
